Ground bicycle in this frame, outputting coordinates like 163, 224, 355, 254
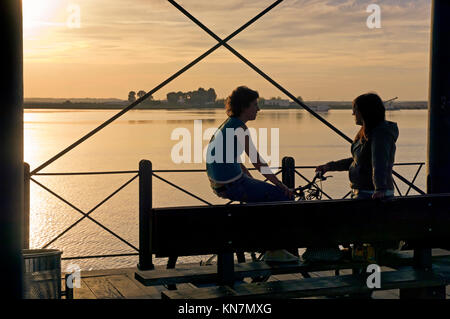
197, 172, 332, 282
293, 171, 332, 201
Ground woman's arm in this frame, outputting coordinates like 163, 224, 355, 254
316, 158, 353, 174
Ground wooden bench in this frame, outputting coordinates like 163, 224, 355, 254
161, 267, 449, 299
135, 253, 450, 287
135, 159, 450, 299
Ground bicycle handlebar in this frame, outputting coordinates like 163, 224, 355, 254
293, 172, 332, 198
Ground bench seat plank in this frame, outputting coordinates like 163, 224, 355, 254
162, 268, 447, 299
151, 195, 450, 257
136, 254, 450, 286
135, 259, 370, 286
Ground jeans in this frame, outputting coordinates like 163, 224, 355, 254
214, 174, 290, 203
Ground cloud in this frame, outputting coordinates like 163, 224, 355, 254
24, 0, 433, 100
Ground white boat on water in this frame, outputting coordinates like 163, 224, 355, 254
310, 105, 330, 113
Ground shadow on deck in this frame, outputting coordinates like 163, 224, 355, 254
67, 261, 450, 299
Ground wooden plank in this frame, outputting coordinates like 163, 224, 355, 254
73, 264, 199, 279
135, 259, 371, 286
106, 275, 152, 299
136, 255, 450, 287
72, 278, 96, 299
162, 285, 236, 300
124, 272, 167, 299
371, 289, 399, 299
177, 283, 198, 290
83, 276, 124, 299
162, 269, 446, 299
271, 274, 302, 281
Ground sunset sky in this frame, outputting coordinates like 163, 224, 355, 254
23, 0, 431, 101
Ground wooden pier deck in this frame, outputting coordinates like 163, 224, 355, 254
66, 263, 450, 299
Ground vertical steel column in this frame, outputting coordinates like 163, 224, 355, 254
0, 0, 24, 299
427, 0, 450, 269
400, 0, 450, 299
428, 1, 450, 194
138, 160, 154, 270
23, 162, 30, 249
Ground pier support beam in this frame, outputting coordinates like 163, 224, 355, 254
427, 0, 450, 252
0, 0, 24, 299
400, 0, 450, 299
428, 2, 450, 194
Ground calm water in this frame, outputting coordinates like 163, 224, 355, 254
25, 108, 428, 270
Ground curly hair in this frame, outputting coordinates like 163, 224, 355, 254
225, 86, 259, 117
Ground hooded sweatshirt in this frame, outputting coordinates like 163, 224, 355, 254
327, 121, 399, 192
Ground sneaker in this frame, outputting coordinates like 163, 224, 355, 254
262, 249, 300, 263
302, 247, 342, 263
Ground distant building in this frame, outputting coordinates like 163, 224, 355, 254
263, 98, 290, 107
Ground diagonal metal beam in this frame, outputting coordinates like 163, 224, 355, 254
170, 0, 426, 195
342, 191, 352, 199
405, 163, 424, 196
152, 173, 212, 206
31, 176, 139, 251
30, 0, 283, 176
169, 0, 351, 143
41, 173, 139, 249
392, 177, 402, 196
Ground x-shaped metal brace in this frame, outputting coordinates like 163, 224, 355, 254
32, 0, 427, 255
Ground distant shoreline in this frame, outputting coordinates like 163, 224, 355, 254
23, 101, 428, 110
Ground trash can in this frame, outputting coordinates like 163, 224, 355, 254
23, 249, 62, 299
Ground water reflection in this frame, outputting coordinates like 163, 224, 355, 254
24, 108, 428, 271
165, 119, 216, 124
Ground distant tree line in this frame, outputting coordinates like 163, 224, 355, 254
126, 88, 305, 108
167, 88, 216, 106
128, 90, 154, 103
127, 88, 217, 107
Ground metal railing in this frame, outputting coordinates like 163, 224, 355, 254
23, 159, 426, 262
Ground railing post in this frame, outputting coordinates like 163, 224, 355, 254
23, 162, 30, 249
282, 157, 295, 189
282, 157, 299, 257
138, 160, 154, 270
